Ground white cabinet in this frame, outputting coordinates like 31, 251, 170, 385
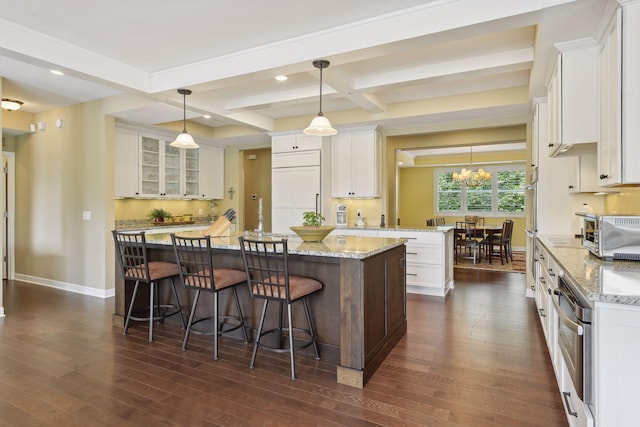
272, 134, 322, 153
378, 229, 454, 297
598, 3, 640, 186
139, 136, 185, 197
331, 128, 381, 198
272, 165, 320, 234
114, 128, 139, 198
546, 42, 599, 157
531, 99, 547, 169
594, 302, 640, 426
199, 145, 224, 199
567, 153, 616, 193
559, 358, 594, 427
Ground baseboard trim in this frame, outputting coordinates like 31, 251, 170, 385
14, 274, 115, 299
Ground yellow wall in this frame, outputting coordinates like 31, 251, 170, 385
605, 188, 640, 214
114, 199, 213, 221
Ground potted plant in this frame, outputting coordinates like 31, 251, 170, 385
148, 208, 171, 224
290, 211, 335, 242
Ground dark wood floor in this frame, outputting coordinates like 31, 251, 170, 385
0, 270, 567, 426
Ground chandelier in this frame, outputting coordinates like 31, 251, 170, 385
453, 146, 491, 186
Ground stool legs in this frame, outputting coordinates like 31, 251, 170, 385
123, 280, 141, 338
302, 298, 320, 360
250, 299, 269, 370
182, 289, 201, 351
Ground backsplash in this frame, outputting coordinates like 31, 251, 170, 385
114, 199, 215, 229
605, 188, 640, 214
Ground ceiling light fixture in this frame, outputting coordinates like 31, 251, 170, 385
303, 59, 337, 136
453, 146, 491, 187
170, 89, 199, 149
275, 75, 288, 81
2, 98, 24, 111
49, 69, 64, 76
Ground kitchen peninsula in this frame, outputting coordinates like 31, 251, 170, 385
113, 232, 407, 388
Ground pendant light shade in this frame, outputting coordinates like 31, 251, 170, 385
171, 89, 199, 149
303, 59, 337, 136
2, 98, 24, 111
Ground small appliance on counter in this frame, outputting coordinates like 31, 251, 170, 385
576, 212, 640, 261
356, 209, 366, 228
336, 204, 347, 227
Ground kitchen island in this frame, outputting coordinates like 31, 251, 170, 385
113, 232, 407, 388
332, 225, 455, 297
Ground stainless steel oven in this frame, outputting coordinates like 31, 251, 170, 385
552, 276, 592, 404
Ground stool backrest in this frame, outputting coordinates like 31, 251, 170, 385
112, 230, 151, 282
239, 237, 291, 302
171, 234, 216, 290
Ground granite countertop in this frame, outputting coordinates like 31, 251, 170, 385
336, 225, 454, 233
538, 234, 640, 306
143, 231, 406, 260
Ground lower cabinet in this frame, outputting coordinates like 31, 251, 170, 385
331, 228, 454, 297
559, 358, 594, 427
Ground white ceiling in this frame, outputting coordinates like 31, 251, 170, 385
0, 0, 610, 145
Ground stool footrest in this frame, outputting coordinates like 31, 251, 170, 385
256, 327, 317, 353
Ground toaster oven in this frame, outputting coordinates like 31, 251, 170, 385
577, 213, 640, 261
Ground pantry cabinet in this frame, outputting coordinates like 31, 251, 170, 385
331, 127, 381, 198
546, 41, 599, 157
598, 2, 640, 186
199, 145, 224, 199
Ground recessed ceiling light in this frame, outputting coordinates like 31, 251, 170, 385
49, 69, 64, 76
203, 115, 211, 119
275, 75, 288, 81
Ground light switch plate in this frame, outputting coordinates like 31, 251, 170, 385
82, 210, 91, 221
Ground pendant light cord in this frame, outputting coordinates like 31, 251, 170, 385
182, 91, 187, 133
318, 66, 324, 116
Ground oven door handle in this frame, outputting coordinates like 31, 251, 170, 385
551, 290, 584, 336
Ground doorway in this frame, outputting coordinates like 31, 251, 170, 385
2, 152, 15, 280
242, 148, 272, 232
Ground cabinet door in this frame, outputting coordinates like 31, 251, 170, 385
598, 9, 621, 186
352, 130, 380, 197
330, 134, 353, 197
546, 59, 561, 157
163, 142, 182, 197
114, 129, 139, 198
200, 145, 224, 199
184, 149, 200, 197
139, 136, 161, 196
272, 166, 320, 233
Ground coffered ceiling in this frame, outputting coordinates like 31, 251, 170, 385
0, 0, 610, 141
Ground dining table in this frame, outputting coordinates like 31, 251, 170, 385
454, 223, 504, 264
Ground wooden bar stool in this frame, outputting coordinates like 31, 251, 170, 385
171, 234, 249, 360
112, 230, 186, 342
238, 236, 322, 380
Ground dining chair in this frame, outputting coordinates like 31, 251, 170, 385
456, 222, 483, 264
484, 220, 512, 264
426, 218, 436, 226
238, 236, 323, 380
112, 230, 186, 342
171, 234, 249, 360
435, 217, 446, 226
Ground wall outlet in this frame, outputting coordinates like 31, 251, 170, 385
82, 210, 91, 221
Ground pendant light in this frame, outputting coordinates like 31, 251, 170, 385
171, 89, 199, 149
303, 59, 337, 136
2, 98, 24, 111
453, 146, 491, 187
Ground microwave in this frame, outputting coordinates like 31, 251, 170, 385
577, 213, 640, 261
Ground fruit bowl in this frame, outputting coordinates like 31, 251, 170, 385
289, 225, 335, 242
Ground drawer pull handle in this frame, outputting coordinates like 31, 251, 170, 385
407, 252, 418, 255
406, 273, 418, 277
401, 237, 418, 240
539, 308, 546, 317
562, 392, 578, 417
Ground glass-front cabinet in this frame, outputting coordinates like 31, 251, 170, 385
138, 135, 200, 198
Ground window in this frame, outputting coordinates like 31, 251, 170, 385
435, 165, 525, 216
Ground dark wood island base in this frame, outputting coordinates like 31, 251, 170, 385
113, 233, 407, 388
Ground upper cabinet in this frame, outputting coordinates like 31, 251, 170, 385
531, 99, 547, 169
546, 40, 599, 157
331, 127, 382, 198
115, 125, 224, 199
114, 128, 140, 198
271, 134, 322, 153
598, 2, 640, 186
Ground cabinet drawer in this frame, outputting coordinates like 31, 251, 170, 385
560, 359, 594, 427
272, 150, 320, 168
405, 244, 442, 264
378, 230, 443, 244
406, 263, 443, 287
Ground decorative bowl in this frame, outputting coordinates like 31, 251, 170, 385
289, 225, 335, 242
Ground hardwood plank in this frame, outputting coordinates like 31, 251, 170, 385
0, 271, 567, 426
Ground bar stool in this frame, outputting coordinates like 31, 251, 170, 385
112, 230, 186, 342
238, 236, 322, 380
171, 234, 249, 360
